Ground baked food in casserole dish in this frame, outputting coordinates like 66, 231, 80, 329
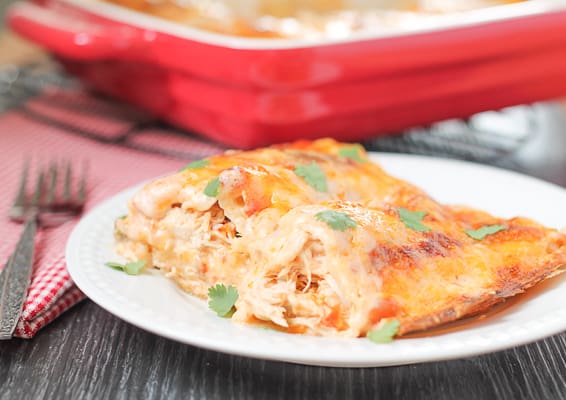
114, 139, 566, 337
102, 0, 526, 39
8, 0, 566, 147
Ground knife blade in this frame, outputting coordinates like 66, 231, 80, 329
0, 216, 37, 339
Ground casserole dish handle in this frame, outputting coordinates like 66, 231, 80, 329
7, 1, 143, 61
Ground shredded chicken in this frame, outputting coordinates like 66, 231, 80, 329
114, 138, 566, 338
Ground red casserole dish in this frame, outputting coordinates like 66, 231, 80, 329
8, 0, 566, 148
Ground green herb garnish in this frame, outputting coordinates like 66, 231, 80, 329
338, 145, 367, 163
315, 210, 357, 231
398, 208, 431, 232
465, 224, 506, 240
204, 177, 221, 197
105, 260, 146, 275
294, 162, 328, 192
208, 284, 239, 317
367, 319, 400, 344
181, 159, 210, 171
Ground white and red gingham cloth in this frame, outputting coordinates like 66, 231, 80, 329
0, 89, 224, 338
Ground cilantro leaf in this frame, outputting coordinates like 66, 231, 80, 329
294, 162, 328, 192
123, 260, 146, 275
338, 145, 367, 163
398, 208, 431, 232
465, 224, 506, 240
208, 284, 239, 317
104, 260, 146, 275
105, 262, 126, 271
315, 210, 357, 231
204, 177, 221, 197
181, 159, 210, 171
367, 319, 400, 344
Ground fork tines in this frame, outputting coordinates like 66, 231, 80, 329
10, 159, 88, 221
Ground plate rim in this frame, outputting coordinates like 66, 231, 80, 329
66, 153, 566, 367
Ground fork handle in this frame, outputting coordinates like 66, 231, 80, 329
0, 214, 37, 339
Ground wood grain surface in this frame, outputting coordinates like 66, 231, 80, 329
2, 301, 566, 400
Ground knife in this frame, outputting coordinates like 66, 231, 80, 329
0, 216, 37, 339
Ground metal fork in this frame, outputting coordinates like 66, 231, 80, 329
0, 160, 87, 339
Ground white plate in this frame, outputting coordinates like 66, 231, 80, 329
66, 154, 566, 367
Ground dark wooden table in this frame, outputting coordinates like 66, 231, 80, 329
1, 102, 566, 400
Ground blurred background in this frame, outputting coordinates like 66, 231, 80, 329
1, 0, 566, 183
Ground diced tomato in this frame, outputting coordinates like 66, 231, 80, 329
287, 325, 308, 334
369, 298, 400, 324
322, 305, 349, 331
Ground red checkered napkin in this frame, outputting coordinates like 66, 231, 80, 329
0, 93, 224, 338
